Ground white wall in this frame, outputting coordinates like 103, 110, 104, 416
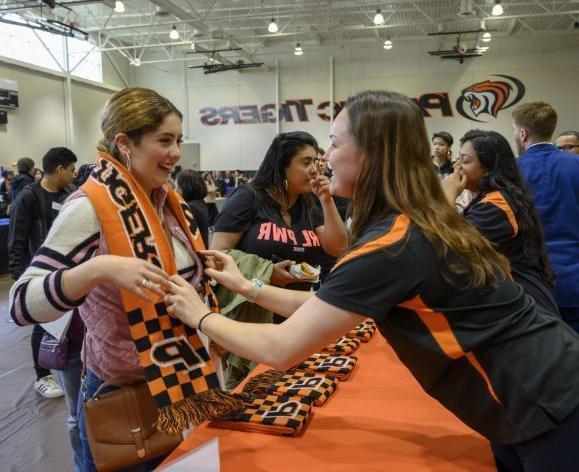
0, 51, 128, 169
134, 33, 579, 171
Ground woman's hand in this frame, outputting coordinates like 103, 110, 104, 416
310, 175, 332, 204
165, 275, 209, 328
200, 250, 251, 294
270, 260, 299, 287
92, 255, 171, 302
440, 167, 467, 205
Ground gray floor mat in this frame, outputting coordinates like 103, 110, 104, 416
0, 275, 73, 471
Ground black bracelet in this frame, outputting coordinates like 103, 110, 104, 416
198, 311, 214, 334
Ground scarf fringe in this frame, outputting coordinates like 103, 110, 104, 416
241, 369, 285, 396
155, 389, 244, 435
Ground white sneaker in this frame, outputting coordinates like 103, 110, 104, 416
34, 374, 64, 399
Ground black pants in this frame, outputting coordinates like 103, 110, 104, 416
492, 404, 579, 471
31, 324, 51, 380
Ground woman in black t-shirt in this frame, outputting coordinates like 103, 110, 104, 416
176, 170, 210, 247
441, 130, 559, 316
212, 131, 348, 289
167, 91, 579, 470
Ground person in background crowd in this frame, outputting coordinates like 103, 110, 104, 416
442, 130, 558, 316
431, 131, 454, 179
8, 147, 78, 401
0, 170, 14, 216
555, 130, 579, 154
234, 170, 248, 188
177, 170, 210, 247
167, 90, 579, 472
34, 168, 43, 182
513, 101, 579, 333
203, 172, 220, 227
214, 171, 226, 196
211, 131, 348, 312
73, 164, 96, 189
9, 157, 35, 202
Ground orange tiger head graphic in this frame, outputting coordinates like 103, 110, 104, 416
456, 75, 525, 122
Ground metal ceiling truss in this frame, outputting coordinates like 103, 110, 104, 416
0, 0, 577, 70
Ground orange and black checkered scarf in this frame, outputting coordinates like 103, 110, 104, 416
83, 152, 241, 434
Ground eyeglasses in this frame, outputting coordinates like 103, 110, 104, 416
557, 144, 579, 151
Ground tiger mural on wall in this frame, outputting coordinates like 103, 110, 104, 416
456, 75, 526, 122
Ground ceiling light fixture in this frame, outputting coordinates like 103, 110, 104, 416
114, 1, 125, 13
492, 1, 503, 16
294, 43, 303, 56
482, 31, 492, 42
373, 9, 385, 25
268, 18, 278, 33
190, 41, 196, 50
383, 39, 393, 50
169, 25, 179, 40
133, 57, 141, 66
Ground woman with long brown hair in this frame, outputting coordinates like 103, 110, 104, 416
166, 90, 579, 471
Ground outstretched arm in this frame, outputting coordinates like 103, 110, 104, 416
203, 250, 313, 318
166, 276, 364, 370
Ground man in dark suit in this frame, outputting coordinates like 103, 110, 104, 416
513, 101, 579, 332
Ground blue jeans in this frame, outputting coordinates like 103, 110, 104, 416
77, 369, 167, 472
57, 350, 83, 472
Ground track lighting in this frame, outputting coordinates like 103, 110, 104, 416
268, 18, 278, 33
373, 9, 385, 25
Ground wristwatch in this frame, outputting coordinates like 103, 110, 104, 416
246, 278, 265, 303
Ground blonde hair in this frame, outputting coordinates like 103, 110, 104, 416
98, 87, 182, 159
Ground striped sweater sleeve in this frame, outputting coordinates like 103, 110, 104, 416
9, 196, 101, 326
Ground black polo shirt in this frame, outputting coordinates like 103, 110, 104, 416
316, 213, 579, 444
463, 190, 559, 316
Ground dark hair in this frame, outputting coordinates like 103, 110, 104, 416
42, 147, 78, 174
74, 163, 96, 187
177, 170, 207, 201
251, 131, 319, 227
557, 130, 579, 139
432, 131, 453, 146
17, 157, 35, 174
460, 129, 555, 285
346, 90, 510, 289
512, 101, 557, 141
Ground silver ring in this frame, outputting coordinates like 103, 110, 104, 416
142, 278, 153, 289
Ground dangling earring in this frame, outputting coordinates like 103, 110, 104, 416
284, 179, 288, 190
124, 152, 132, 171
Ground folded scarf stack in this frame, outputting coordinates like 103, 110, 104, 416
323, 335, 362, 355
242, 370, 339, 406
209, 393, 313, 437
289, 353, 358, 381
346, 320, 377, 343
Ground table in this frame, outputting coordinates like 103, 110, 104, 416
164, 336, 496, 471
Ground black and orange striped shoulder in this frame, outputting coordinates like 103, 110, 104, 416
479, 191, 518, 237
333, 214, 411, 270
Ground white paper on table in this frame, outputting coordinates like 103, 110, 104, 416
41, 311, 73, 340
155, 437, 220, 472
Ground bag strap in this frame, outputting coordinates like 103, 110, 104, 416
91, 376, 144, 398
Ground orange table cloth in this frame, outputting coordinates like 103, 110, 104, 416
164, 336, 496, 471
